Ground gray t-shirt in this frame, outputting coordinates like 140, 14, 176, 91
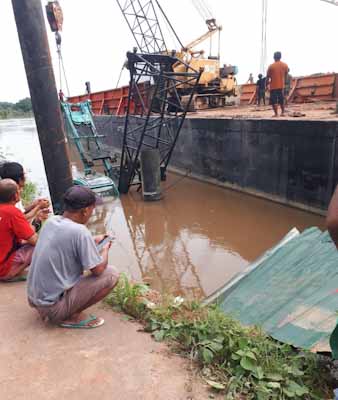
27, 216, 102, 306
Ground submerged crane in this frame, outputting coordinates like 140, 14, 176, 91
116, 0, 238, 110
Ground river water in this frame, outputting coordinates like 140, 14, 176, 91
0, 118, 325, 299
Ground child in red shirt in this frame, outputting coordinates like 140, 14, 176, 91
0, 179, 38, 281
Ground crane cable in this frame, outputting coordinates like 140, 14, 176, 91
115, 61, 126, 88
45, 1, 70, 97
55, 32, 70, 97
260, 0, 268, 74
191, 0, 213, 21
153, 0, 184, 50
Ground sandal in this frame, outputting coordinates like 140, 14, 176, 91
59, 315, 105, 329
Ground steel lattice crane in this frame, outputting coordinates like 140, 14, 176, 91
115, 0, 238, 110
115, 0, 237, 194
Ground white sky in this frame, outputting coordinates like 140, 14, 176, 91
1, 0, 338, 102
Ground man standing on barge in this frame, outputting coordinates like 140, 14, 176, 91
266, 51, 289, 117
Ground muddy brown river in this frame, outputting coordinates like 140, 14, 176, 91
0, 119, 325, 299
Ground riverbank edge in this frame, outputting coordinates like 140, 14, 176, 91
105, 274, 333, 399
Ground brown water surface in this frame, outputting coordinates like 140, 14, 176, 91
89, 174, 325, 299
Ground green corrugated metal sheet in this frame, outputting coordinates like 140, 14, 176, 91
209, 227, 338, 353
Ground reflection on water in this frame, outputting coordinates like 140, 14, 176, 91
0, 119, 326, 299
88, 176, 324, 299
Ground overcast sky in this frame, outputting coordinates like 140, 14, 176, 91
1, 0, 338, 102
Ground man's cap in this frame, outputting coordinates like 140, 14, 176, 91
63, 185, 103, 210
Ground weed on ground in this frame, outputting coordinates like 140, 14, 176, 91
105, 274, 333, 399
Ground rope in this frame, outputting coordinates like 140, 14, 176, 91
162, 168, 192, 194
59, 49, 70, 96
191, 0, 213, 21
57, 47, 62, 92
115, 62, 125, 89
260, 0, 268, 74
161, 11, 181, 50
55, 32, 70, 97
192, 0, 208, 21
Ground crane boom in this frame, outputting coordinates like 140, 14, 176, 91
115, 0, 168, 53
183, 18, 220, 54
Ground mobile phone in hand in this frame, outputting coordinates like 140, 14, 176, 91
97, 235, 114, 252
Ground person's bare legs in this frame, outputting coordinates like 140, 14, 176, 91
280, 102, 286, 116
272, 104, 279, 117
0, 245, 34, 281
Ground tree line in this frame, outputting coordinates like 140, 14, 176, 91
0, 98, 33, 119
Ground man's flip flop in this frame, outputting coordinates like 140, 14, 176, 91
59, 315, 105, 329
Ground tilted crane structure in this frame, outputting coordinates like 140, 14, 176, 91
115, 0, 170, 54
114, 2, 238, 195
116, 0, 238, 108
118, 50, 201, 194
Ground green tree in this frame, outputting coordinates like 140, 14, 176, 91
14, 98, 32, 113
0, 110, 9, 119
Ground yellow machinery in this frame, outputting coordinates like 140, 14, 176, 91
174, 18, 238, 109
116, 0, 238, 110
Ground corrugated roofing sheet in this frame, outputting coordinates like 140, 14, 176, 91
208, 227, 338, 353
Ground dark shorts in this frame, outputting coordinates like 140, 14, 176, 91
270, 89, 284, 105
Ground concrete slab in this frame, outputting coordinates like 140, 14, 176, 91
0, 284, 213, 400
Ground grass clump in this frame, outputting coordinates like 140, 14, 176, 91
105, 274, 332, 399
21, 181, 37, 206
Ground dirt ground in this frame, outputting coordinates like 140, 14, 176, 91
189, 101, 338, 121
0, 282, 219, 400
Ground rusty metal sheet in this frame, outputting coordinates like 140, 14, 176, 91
240, 83, 256, 104
208, 228, 338, 352
292, 74, 336, 102
296, 74, 336, 88
68, 82, 150, 115
240, 73, 337, 105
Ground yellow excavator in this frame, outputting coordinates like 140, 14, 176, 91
116, 0, 238, 110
